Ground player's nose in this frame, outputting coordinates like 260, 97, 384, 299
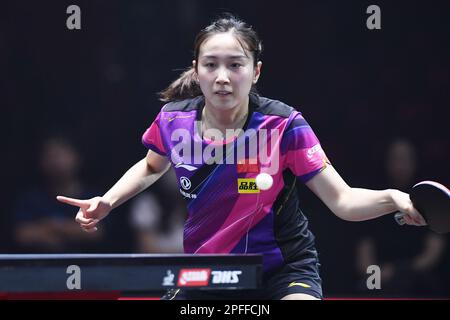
215, 67, 230, 84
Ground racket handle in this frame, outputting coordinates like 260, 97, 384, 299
394, 212, 406, 226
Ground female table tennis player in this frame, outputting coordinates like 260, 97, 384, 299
57, 15, 426, 300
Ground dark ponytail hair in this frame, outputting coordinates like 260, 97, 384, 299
159, 68, 202, 103
159, 14, 263, 102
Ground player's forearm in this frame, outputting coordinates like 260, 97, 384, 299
103, 158, 168, 210
334, 188, 398, 221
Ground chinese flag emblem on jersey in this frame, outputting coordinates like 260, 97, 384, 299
237, 158, 260, 173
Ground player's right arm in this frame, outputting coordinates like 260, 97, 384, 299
57, 150, 170, 232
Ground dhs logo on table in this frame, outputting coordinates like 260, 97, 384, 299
177, 268, 211, 286
211, 270, 242, 284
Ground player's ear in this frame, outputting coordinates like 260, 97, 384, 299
192, 60, 199, 82
253, 61, 262, 84
192, 60, 199, 80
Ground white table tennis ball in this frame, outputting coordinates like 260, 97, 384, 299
256, 173, 273, 191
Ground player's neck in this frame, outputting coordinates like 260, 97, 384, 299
202, 100, 249, 138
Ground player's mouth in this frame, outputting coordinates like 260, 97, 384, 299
215, 90, 232, 96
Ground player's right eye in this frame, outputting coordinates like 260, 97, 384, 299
204, 62, 216, 68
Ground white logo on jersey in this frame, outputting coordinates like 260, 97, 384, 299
175, 162, 198, 171
180, 176, 192, 190
307, 144, 322, 158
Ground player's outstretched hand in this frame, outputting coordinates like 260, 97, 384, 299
56, 196, 112, 232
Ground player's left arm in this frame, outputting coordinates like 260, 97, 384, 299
305, 165, 426, 226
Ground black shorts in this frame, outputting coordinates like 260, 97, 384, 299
161, 249, 322, 300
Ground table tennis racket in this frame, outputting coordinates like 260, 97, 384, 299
395, 181, 450, 234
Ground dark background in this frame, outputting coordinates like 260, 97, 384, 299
1, 0, 449, 297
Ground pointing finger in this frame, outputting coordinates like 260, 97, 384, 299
57, 196, 89, 208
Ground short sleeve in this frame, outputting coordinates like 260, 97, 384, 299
282, 113, 330, 183
142, 112, 167, 156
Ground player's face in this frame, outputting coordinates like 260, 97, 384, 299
195, 32, 261, 112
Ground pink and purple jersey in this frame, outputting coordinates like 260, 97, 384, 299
142, 94, 330, 276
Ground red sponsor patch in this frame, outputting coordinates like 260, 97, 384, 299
237, 158, 260, 173
177, 268, 211, 287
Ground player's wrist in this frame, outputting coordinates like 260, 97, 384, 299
101, 194, 115, 210
388, 189, 404, 211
